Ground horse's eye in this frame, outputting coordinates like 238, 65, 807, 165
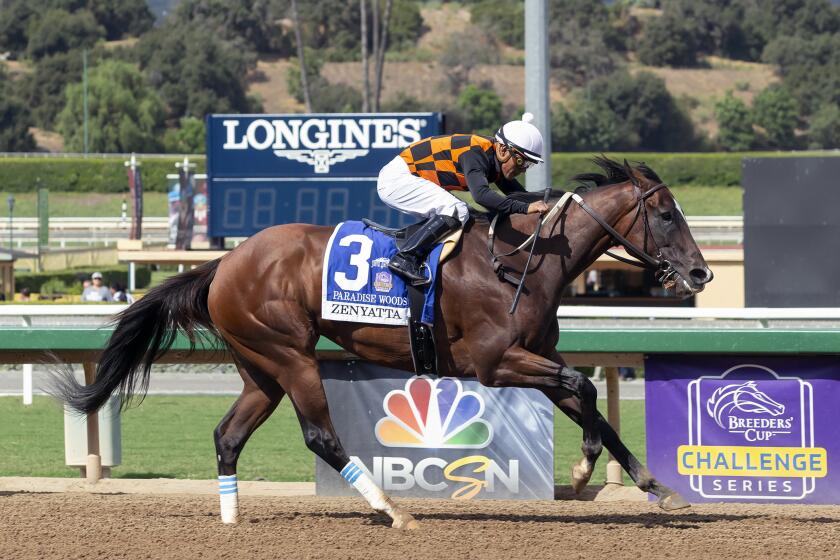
661, 212, 672, 222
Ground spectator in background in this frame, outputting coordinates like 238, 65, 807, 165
81, 272, 112, 302
19, 287, 31, 301
110, 282, 134, 303
619, 366, 637, 381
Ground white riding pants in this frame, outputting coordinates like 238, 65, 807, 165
377, 156, 469, 225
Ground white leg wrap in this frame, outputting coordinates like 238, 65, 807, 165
341, 461, 394, 514
218, 474, 239, 524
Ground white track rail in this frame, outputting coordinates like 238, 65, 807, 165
555, 306, 840, 320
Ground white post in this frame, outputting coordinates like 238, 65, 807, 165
83, 362, 101, 484
524, 0, 551, 191
22, 364, 33, 406
128, 261, 136, 292
605, 367, 623, 485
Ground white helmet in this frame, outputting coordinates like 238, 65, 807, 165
495, 112, 544, 164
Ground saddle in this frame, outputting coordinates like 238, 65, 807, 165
362, 217, 462, 376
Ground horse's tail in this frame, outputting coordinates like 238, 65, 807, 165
51, 259, 221, 414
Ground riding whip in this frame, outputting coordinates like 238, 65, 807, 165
509, 187, 552, 315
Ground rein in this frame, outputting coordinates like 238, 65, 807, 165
488, 183, 671, 285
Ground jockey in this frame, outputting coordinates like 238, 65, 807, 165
378, 113, 549, 285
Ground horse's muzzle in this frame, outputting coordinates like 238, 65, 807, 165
689, 267, 714, 286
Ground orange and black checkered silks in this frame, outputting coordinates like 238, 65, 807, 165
399, 134, 497, 191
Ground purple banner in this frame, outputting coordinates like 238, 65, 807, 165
645, 355, 839, 504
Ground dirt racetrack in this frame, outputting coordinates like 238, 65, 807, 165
2, 491, 840, 560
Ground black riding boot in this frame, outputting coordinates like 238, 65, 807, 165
388, 214, 461, 285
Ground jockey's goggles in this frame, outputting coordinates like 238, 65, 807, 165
511, 148, 535, 169
496, 125, 543, 168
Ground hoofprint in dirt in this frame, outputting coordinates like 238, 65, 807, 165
1, 493, 838, 560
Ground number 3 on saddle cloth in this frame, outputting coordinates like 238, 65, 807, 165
321, 220, 460, 375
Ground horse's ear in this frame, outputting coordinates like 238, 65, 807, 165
622, 159, 640, 188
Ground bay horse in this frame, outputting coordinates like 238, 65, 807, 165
53, 157, 713, 529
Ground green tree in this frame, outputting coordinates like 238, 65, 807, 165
808, 102, 840, 149
637, 14, 700, 67
380, 92, 425, 113
469, 0, 524, 49
0, 1, 38, 53
0, 0, 152, 56
549, 0, 620, 87
714, 92, 754, 151
551, 104, 578, 151
87, 0, 154, 40
456, 84, 503, 135
26, 9, 105, 60
586, 71, 698, 150
752, 85, 799, 149
162, 117, 206, 154
763, 33, 840, 116
0, 67, 36, 151
137, 26, 260, 119
18, 50, 94, 129
438, 28, 500, 95
57, 60, 165, 153
278, 0, 423, 61
172, 0, 282, 54
553, 99, 626, 151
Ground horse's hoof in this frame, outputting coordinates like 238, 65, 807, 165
391, 513, 420, 530
659, 492, 690, 511
571, 457, 593, 494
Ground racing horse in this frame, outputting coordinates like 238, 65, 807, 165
53, 157, 713, 529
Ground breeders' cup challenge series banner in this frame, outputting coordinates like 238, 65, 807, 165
646, 356, 839, 504
205, 113, 442, 237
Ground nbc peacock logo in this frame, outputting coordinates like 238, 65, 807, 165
375, 377, 493, 448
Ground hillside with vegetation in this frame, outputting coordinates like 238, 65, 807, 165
1, 0, 840, 155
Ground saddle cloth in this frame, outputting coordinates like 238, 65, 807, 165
321, 221, 448, 326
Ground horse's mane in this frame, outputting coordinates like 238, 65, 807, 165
572, 155, 663, 191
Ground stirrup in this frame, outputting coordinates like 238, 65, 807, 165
389, 256, 431, 286
411, 262, 432, 286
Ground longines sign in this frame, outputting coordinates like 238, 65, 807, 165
206, 113, 442, 178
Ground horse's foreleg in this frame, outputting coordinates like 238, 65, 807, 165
551, 393, 690, 511
592, 411, 689, 510
213, 359, 285, 524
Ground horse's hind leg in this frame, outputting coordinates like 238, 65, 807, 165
283, 355, 419, 530
214, 357, 286, 523
224, 333, 419, 530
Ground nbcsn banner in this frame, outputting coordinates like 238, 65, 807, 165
316, 362, 555, 500
645, 356, 840, 504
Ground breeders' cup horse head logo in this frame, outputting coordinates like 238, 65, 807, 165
706, 381, 785, 429
273, 149, 368, 173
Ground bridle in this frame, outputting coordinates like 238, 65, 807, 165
488, 182, 676, 286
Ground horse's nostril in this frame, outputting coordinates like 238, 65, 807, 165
689, 267, 713, 284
